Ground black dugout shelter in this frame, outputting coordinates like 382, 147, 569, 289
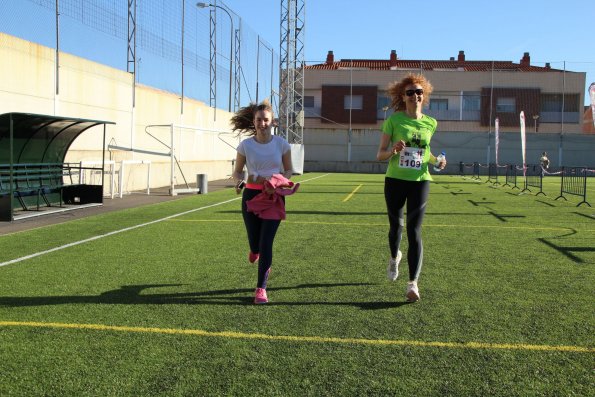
0, 112, 115, 221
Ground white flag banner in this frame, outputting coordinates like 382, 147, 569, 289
590, 83, 595, 128
520, 111, 526, 177
495, 118, 500, 166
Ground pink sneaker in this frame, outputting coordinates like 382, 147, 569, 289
254, 288, 268, 304
249, 251, 259, 264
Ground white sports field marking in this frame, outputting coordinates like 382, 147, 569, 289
342, 184, 363, 202
298, 173, 331, 183
0, 198, 240, 268
0, 174, 330, 268
0, 320, 592, 353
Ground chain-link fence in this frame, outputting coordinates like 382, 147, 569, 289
2, 0, 279, 113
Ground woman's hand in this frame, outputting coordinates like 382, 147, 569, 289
437, 158, 447, 170
234, 180, 245, 194
392, 140, 406, 154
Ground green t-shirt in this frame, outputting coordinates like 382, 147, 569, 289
381, 111, 438, 181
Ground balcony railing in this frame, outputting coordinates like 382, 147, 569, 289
424, 109, 481, 121
305, 107, 580, 124
539, 112, 580, 123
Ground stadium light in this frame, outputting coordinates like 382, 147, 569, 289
532, 114, 539, 132
197, 2, 233, 112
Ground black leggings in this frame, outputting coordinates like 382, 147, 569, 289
384, 178, 430, 281
242, 188, 282, 289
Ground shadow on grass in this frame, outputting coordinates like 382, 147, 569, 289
573, 211, 594, 220
487, 211, 526, 222
536, 200, 556, 207
0, 282, 410, 310
538, 238, 594, 263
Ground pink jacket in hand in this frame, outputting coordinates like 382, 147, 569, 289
246, 174, 300, 220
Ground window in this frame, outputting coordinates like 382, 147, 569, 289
377, 95, 390, 111
303, 96, 315, 108
496, 97, 515, 113
462, 92, 480, 111
541, 94, 561, 112
429, 99, 448, 110
541, 94, 579, 112
344, 95, 362, 110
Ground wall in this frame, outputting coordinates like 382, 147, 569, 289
303, 68, 586, 133
303, 128, 595, 173
0, 33, 236, 192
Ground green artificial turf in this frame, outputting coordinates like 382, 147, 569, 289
0, 173, 593, 396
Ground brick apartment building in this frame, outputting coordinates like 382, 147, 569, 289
302, 50, 586, 134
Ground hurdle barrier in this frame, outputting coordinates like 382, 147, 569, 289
522, 164, 546, 196
459, 162, 479, 180
555, 167, 591, 207
472, 162, 481, 180
503, 164, 521, 190
466, 160, 592, 206
485, 163, 503, 185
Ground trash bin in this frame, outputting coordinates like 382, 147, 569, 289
197, 173, 208, 194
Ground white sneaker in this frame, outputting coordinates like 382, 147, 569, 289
406, 281, 420, 302
386, 250, 402, 281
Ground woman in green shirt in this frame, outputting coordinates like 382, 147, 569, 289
376, 73, 446, 302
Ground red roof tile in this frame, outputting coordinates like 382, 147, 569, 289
305, 59, 561, 72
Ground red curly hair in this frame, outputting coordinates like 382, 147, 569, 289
386, 73, 433, 111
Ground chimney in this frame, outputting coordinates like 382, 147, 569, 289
450, 56, 455, 61
520, 52, 530, 67
457, 50, 465, 62
389, 50, 398, 67
545, 62, 551, 69
326, 50, 334, 65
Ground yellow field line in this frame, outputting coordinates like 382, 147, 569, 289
168, 219, 592, 232
342, 184, 363, 202
0, 321, 591, 353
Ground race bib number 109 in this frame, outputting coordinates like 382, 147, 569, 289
399, 147, 425, 170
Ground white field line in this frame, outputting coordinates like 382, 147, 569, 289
0, 198, 239, 268
0, 173, 330, 268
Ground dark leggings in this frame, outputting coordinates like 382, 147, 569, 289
242, 188, 282, 289
384, 178, 430, 282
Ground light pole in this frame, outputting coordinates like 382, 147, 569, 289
532, 114, 539, 132
382, 106, 389, 121
197, 2, 233, 112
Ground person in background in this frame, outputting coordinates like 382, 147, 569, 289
376, 73, 446, 302
540, 151, 550, 170
231, 100, 293, 304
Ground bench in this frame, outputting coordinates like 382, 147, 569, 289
0, 163, 77, 211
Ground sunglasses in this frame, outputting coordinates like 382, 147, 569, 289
405, 89, 424, 96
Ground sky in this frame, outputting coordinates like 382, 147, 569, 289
230, 0, 595, 106
229, 0, 594, 65
1, 0, 593, 105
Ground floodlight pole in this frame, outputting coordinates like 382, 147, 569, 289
197, 2, 233, 112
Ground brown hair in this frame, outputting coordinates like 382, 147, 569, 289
230, 99, 274, 136
386, 73, 433, 111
